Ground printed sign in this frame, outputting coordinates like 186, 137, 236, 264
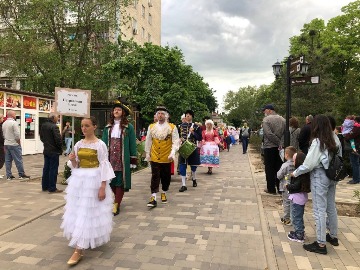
6, 94, 21, 108
23, 96, 37, 109
39, 99, 51, 112
0, 92, 4, 107
54, 87, 91, 117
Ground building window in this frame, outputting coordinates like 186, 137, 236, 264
0, 80, 12, 88
148, 13, 152, 25
133, 0, 138, 8
148, 33, 151, 43
132, 18, 138, 34
142, 5, 145, 18
142, 27, 145, 39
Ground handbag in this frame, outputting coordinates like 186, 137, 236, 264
178, 139, 197, 159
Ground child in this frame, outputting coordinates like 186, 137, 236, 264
277, 146, 297, 225
287, 152, 311, 243
342, 115, 358, 154
62, 117, 115, 266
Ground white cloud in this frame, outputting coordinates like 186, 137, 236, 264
161, 0, 354, 110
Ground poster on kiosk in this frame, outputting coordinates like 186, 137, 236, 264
53, 87, 91, 152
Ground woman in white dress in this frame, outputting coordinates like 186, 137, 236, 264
61, 116, 115, 266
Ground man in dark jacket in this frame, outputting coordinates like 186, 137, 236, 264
40, 113, 63, 193
0, 114, 4, 178
298, 115, 313, 155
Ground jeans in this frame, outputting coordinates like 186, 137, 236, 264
241, 136, 249, 153
64, 137, 72, 155
290, 201, 305, 235
4, 145, 25, 177
264, 147, 282, 193
349, 152, 360, 183
311, 167, 338, 244
42, 153, 60, 192
282, 189, 290, 220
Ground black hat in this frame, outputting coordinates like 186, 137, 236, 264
113, 100, 132, 116
155, 105, 170, 114
185, 109, 194, 118
261, 104, 275, 111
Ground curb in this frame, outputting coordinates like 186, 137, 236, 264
248, 151, 278, 270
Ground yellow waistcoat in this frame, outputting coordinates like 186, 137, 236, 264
150, 123, 175, 163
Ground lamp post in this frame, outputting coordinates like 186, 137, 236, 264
272, 56, 310, 148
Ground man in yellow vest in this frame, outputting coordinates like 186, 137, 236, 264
145, 106, 179, 208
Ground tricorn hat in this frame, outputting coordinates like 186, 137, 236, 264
155, 105, 170, 114
113, 100, 132, 116
185, 109, 194, 118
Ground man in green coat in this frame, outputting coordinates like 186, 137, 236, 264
102, 101, 137, 216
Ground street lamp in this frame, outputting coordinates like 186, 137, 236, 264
272, 56, 309, 147
272, 61, 283, 78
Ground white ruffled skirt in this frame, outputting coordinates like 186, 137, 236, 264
61, 168, 113, 249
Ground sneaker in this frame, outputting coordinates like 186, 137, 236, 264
303, 241, 327, 255
161, 193, 167, 204
280, 218, 291, 226
19, 174, 30, 180
287, 231, 304, 243
147, 196, 157, 208
0, 174, 4, 179
326, 233, 339, 246
7, 176, 15, 180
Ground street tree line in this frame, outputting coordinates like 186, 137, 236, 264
224, 1, 360, 128
0, 0, 217, 125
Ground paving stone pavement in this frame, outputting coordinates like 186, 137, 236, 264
252, 149, 360, 270
0, 146, 359, 269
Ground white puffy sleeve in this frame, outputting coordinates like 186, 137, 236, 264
66, 141, 81, 169
97, 140, 116, 182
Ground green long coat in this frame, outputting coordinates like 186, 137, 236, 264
101, 123, 137, 191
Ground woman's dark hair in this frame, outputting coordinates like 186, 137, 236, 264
327, 115, 336, 131
109, 108, 129, 127
289, 117, 299, 129
83, 116, 97, 126
295, 152, 311, 193
310, 115, 336, 152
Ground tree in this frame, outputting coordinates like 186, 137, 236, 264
104, 40, 218, 124
0, 0, 131, 95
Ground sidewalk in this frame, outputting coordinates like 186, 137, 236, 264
0, 146, 359, 269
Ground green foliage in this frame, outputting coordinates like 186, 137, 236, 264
0, 0, 131, 95
104, 41, 218, 125
353, 190, 360, 213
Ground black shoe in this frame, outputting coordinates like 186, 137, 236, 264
348, 180, 360, 184
264, 189, 277, 195
192, 180, 197, 187
326, 233, 339, 246
19, 174, 30, 180
6, 176, 15, 181
147, 196, 157, 208
179, 186, 187, 192
303, 241, 327, 255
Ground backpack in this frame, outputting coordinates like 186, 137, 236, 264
325, 149, 347, 182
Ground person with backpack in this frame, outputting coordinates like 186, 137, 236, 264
240, 122, 251, 154
291, 115, 341, 255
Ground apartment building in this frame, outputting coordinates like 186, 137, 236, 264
122, 0, 161, 45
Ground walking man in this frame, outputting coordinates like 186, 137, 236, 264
262, 104, 285, 195
62, 121, 73, 156
2, 110, 30, 180
178, 109, 202, 192
40, 113, 63, 193
145, 106, 179, 207
240, 122, 251, 154
0, 114, 5, 178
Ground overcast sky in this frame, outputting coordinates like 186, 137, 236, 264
161, 0, 354, 109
